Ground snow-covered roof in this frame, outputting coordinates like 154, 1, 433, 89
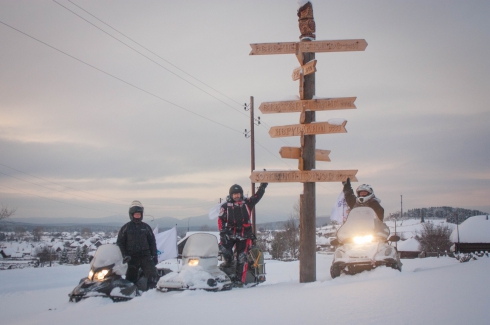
397, 237, 421, 252
316, 236, 331, 246
450, 215, 490, 243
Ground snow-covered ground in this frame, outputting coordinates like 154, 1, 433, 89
1, 254, 488, 325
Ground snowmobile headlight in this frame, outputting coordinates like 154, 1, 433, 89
353, 235, 373, 244
96, 269, 109, 280
188, 258, 199, 266
88, 270, 94, 280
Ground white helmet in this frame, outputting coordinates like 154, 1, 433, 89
356, 184, 374, 204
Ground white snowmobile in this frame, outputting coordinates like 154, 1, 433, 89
330, 206, 402, 278
156, 233, 233, 292
68, 244, 139, 302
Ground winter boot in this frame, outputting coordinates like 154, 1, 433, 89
233, 280, 244, 288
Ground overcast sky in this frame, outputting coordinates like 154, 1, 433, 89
1, 0, 489, 223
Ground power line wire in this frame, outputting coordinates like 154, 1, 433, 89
67, 0, 245, 109
52, 0, 249, 119
0, 19, 243, 135
0, 19, 305, 195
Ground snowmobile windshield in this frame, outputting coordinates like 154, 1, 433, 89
336, 207, 389, 244
91, 244, 123, 269
182, 233, 219, 258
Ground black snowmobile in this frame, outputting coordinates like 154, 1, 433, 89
69, 244, 139, 302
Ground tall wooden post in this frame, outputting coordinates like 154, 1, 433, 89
250, 96, 257, 235
248, 0, 364, 283
299, 2, 316, 283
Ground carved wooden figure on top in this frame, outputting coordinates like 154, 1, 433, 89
298, 2, 316, 40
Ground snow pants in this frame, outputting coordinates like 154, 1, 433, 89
220, 237, 253, 283
126, 255, 159, 290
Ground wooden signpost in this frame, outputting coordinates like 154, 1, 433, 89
292, 59, 317, 81
259, 97, 356, 114
269, 121, 347, 138
279, 147, 331, 162
248, 2, 365, 283
250, 170, 358, 183
249, 39, 368, 55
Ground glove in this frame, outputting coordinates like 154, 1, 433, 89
220, 229, 230, 242
152, 256, 158, 265
123, 256, 131, 263
259, 182, 268, 190
342, 177, 351, 187
249, 233, 257, 240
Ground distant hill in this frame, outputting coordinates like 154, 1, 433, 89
3, 214, 331, 233
388, 206, 488, 224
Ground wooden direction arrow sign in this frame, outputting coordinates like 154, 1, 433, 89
249, 42, 297, 55
298, 39, 368, 53
259, 97, 356, 114
269, 121, 347, 138
279, 147, 331, 162
292, 60, 317, 81
250, 170, 358, 183
250, 39, 367, 55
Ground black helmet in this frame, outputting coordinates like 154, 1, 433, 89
129, 200, 144, 221
229, 184, 243, 199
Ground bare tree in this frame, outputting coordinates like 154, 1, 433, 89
0, 205, 16, 221
255, 231, 270, 253
282, 216, 300, 259
269, 200, 301, 260
415, 222, 453, 253
36, 246, 57, 266
81, 227, 92, 239
270, 231, 287, 260
32, 226, 44, 242
14, 226, 26, 240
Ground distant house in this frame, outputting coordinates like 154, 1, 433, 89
397, 237, 421, 258
52, 242, 65, 253
450, 215, 490, 253
69, 241, 81, 249
0, 249, 11, 258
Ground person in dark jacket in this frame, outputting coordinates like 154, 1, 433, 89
342, 178, 384, 221
116, 200, 159, 290
218, 183, 267, 287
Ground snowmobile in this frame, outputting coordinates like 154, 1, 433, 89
156, 233, 233, 292
68, 244, 139, 302
330, 207, 402, 279
219, 245, 266, 288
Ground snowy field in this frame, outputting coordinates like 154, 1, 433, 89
1, 254, 489, 325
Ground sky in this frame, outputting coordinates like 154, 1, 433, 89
1, 254, 489, 324
1, 0, 489, 222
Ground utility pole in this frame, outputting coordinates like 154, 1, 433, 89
456, 214, 460, 254
244, 96, 258, 235
400, 195, 403, 221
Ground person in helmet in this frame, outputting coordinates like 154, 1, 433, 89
342, 178, 384, 220
116, 200, 159, 290
218, 182, 268, 287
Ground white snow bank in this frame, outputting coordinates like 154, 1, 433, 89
1, 255, 489, 325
